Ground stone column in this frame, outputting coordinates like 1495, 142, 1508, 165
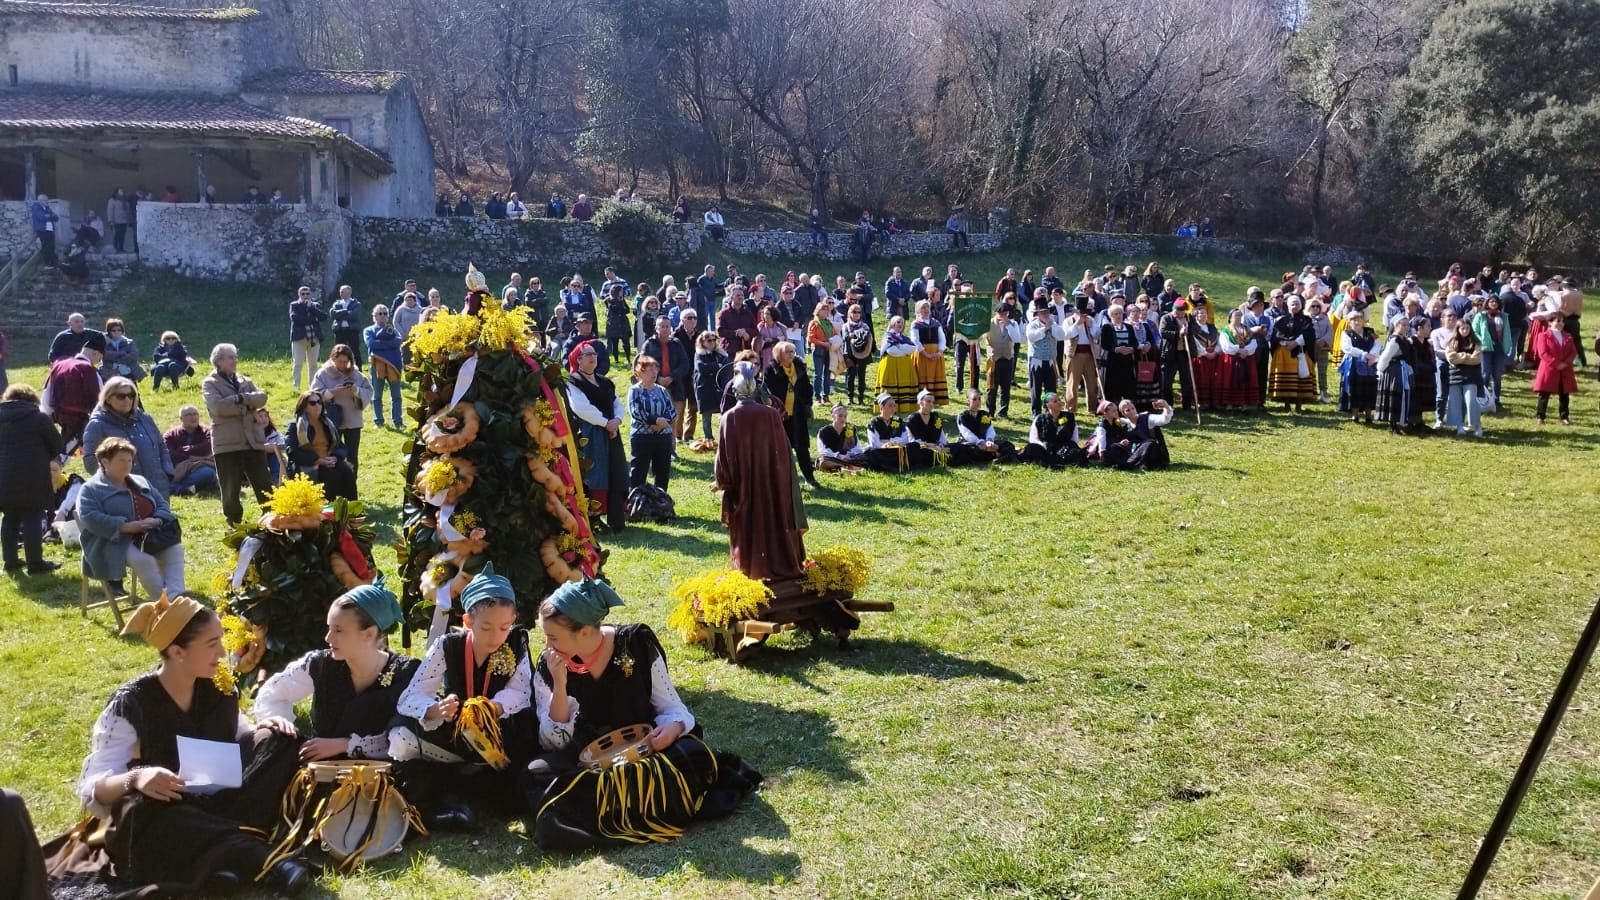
193, 149, 208, 201
22, 148, 36, 199
298, 152, 310, 205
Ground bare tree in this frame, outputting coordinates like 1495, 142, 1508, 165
1283, 0, 1415, 240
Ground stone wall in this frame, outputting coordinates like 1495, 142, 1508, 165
0, 11, 272, 96
719, 228, 1002, 261
1010, 227, 1441, 274
351, 216, 702, 274
138, 202, 351, 294
0, 199, 70, 258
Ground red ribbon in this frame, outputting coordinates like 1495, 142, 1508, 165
336, 529, 373, 581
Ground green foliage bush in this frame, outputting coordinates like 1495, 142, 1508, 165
593, 201, 673, 265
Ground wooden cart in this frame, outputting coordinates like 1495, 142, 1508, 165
701, 574, 894, 663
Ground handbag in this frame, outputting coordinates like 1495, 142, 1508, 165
1136, 360, 1159, 382
136, 518, 182, 555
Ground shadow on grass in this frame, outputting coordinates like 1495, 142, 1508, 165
682, 689, 862, 785
598, 792, 800, 885
743, 635, 1027, 687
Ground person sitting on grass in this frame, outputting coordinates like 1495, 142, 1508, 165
149, 331, 194, 392
524, 577, 762, 850
815, 401, 869, 473
164, 404, 219, 496
1019, 392, 1085, 469
71, 594, 314, 896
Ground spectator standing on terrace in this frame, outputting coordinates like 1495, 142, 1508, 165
571, 193, 594, 222
704, 204, 726, 242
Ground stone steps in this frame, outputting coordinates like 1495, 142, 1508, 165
2, 253, 139, 339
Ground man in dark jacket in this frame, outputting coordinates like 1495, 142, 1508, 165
0, 383, 64, 573
762, 342, 818, 488
288, 286, 327, 392
641, 317, 692, 441
692, 265, 719, 325
329, 284, 365, 365
47, 313, 99, 362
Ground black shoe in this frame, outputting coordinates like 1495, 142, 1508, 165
3, 561, 22, 574
263, 858, 315, 896
25, 561, 60, 575
201, 869, 243, 895
804, 478, 822, 490
428, 804, 478, 832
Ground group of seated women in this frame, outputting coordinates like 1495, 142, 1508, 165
56, 571, 761, 896
815, 388, 1173, 473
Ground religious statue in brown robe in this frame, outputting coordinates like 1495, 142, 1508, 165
713, 372, 807, 580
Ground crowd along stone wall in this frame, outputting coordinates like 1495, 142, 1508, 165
137, 202, 353, 295
718, 228, 1003, 261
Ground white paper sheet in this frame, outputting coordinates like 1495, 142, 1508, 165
176, 735, 242, 795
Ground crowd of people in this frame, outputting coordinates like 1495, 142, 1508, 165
0, 244, 1592, 897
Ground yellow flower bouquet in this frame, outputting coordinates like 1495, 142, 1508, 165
667, 569, 773, 643
801, 545, 872, 595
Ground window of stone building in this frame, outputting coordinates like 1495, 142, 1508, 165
7, 65, 17, 87
325, 118, 353, 137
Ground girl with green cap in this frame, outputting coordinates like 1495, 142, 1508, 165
524, 577, 764, 850
253, 578, 420, 764
392, 565, 536, 830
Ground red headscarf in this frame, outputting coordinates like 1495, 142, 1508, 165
565, 338, 599, 373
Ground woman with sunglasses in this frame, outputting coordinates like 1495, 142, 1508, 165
284, 391, 357, 500
82, 376, 173, 499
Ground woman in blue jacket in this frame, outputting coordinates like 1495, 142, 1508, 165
77, 436, 185, 597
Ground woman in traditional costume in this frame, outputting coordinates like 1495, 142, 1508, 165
393, 567, 536, 830
1267, 295, 1318, 412
909, 300, 948, 405
1115, 399, 1173, 470
566, 340, 627, 533
1216, 309, 1260, 410
875, 316, 919, 414
1019, 392, 1084, 468
1403, 316, 1436, 432
953, 388, 1016, 464
68, 595, 312, 896
253, 581, 419, 764
815, 402, 868, 473
903, 389, 953, 466
1374, 317, 1415, 434
1130, 302, 1162, 411
1337, 310, 1380, 423
1098, 303, 1138, 405
525, 579, 763, 850
1187, 306, 1222, 409
864, 393, 932, 470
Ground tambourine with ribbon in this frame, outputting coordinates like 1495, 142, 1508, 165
578, 723, 655, 771
262, 760, 427, 875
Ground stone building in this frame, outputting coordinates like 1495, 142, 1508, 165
0, 0, 433, 243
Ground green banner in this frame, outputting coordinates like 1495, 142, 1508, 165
952, 292, 991, 339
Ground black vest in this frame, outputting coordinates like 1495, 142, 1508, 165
869, 416, 904, 441
108, 673, 239, 772
905, 412, 944, 443
534, 624, 665, 749
818, 423, 857, 453
440, 627, 530, 701
305, 650, 420, 740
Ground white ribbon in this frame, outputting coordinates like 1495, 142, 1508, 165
230, 536, 264, 589
447, 354, 479, 411
436, 502, 464, 542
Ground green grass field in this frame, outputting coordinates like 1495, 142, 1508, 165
2, 247, 1597, 899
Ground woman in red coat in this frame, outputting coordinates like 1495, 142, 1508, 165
1532, 310, 1578, 425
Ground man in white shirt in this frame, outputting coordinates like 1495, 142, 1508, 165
703, 205, 725, 241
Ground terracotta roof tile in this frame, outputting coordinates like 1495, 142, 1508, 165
0, 90, 393, 172
0, 0, 258, 21
244, 69, 405, 95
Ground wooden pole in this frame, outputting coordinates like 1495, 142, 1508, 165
1457, 594, 1600, 899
